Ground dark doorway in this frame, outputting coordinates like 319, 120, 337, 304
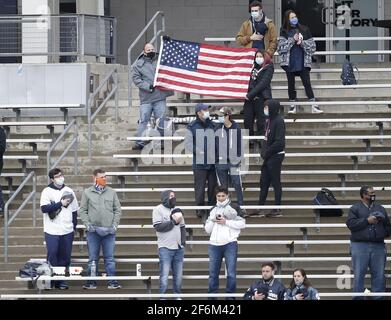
60, 0, 77, 62
0, 0, 19, 63
281, 0, 326, 62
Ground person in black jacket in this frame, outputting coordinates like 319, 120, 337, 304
243, 49, 274, 147
247, 99, 285, 218
277, 10, 322, 114
0, 126, 6, 214
185, 103, 217, 220
215, 107, 244, 214
243, 262, 286, 300
346, 186, 391, 300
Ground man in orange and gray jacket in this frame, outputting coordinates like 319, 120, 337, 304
236, 1, 277, 58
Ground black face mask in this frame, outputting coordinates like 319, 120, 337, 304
145, 51, 156, 59
369, 194, 376, 204
168, 197, 176, 209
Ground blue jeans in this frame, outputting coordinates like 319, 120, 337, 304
216, 166, 243, 206
350, 241, 387, 300
86, 232, 117, 286
158, 247, 184, 294
208, 241, 238, 299
136, 100, 166, 147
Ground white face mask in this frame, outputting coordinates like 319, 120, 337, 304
255, 57, 264, 65
202, 111, 210, 120
54, 176, 65, 186
264, 109, 269, 117
251, 11, 260, 19
218, 116, 225, 123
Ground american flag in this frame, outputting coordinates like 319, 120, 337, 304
154, 38, 257, 99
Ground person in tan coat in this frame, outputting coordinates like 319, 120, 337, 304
236, 1, 277, 58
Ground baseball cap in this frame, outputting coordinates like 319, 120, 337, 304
195, 103, 209, 113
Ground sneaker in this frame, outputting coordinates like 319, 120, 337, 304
55, 283, 69, 290
83, 283, 97, 290
311, 105, 323, 114
132, 144, 144, 151
107, 283, 122, 289
288, 105, 297, 114
265, 209, 283, 218
243, 209, 265, 218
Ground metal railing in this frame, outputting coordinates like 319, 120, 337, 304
3, 171, 36, 263
87, 68, 118, 158
47, 119, 78, 177
0, 14, 116, 62
127, 11, 165, 108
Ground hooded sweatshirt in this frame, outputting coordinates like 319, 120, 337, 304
261, 99, 286, 161
215, 120, 242, 168
205, 199, 245, 246
153, 190, 186, 249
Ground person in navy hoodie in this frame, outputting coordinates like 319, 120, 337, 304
346, 185, 391, 299
40, 168, 79, 290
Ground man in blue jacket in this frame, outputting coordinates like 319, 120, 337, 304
185, 103, 217, 220
346, 185, 391, 299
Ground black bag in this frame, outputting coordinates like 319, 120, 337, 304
340, 60, 358, 85
313, 188, 343, 217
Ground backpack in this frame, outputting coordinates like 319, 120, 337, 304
340, 60, 358, 85
313, 188, 344, 217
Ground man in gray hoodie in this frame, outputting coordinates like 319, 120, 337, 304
79, 168, 122, 290
132, 43, 174, 150
153, 190, 186, 297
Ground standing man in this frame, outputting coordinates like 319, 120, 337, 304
0, 126, 6, 214
132, 42, 174, 150
236, 1, 278, 58
205, 187, 245, 299
346, 186, 391, 300
185, 103, 217, 220
79, 168, 122, 290
40, 168, 79, 290
215, 107, 245, 215
153, 190, 186, 297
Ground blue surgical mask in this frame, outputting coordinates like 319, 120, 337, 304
264, 109, 269, 117
290, 17, 298, 26
255, 57, 264, 65
218, 116, 225, 123
203, 111, 210, 120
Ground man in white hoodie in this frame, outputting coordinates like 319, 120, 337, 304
205, 186, 246, 299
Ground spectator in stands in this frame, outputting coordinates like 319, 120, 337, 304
346, 185, 391, 300
244, 49, 274, 147
214, 107, 245, 216
205, 186, 246, 299
284, 268, 320, 300
40, 168, 79, 290
236, 1, 277, 58
132, 42, 174, 150
277, 10, 323, 114
185, 103, 217, 221
243, 262, 286, 300
245, 99, 285, 218
79, 168, 122, 290
153, 190, 186, 298
0, 126, 6, 215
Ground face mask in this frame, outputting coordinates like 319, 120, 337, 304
218, 116, 225, 123
264, 109, 269, 117
54, 177, 64, 186
255, 57, 264, 65
95, 177, 106, 187
251, 11, 260, 19
203, 111, 210, 120
168, 197, 176, 209
369, 195, 376, 204
145, 51, 156, 59
290, 17, 298, 26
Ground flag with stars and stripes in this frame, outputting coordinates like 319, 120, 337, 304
154, 38, 257, 99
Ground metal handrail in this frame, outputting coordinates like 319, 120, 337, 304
87, 68, 118, 158
204, 36, 391, 42
127, 11, 165, 108
47, 119, 78, 177
3, 171, 36, 263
